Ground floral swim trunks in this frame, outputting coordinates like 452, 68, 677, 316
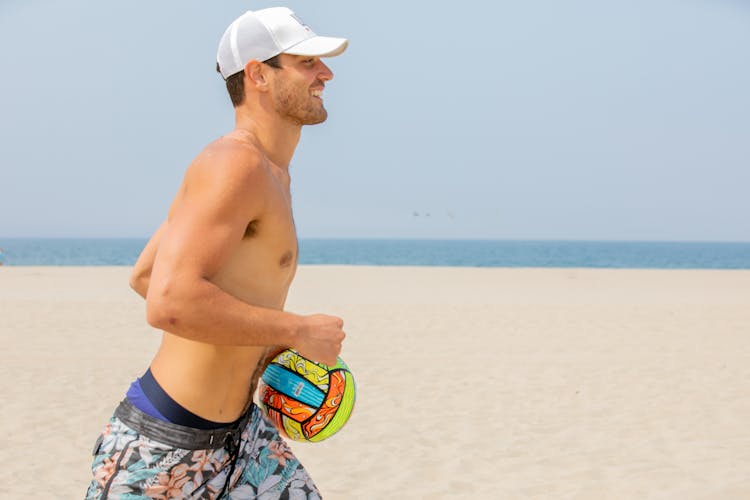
85, 399, 321, 499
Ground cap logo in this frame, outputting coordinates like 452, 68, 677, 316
290, 13, 312, 32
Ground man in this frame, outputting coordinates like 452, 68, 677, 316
86, 7, 348, 499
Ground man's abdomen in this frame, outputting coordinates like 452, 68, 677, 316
150, 334, 267, 422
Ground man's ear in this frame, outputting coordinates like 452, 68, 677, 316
245, 60, 270, 91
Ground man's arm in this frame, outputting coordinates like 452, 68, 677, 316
145, 146, 344, 365
130, 221, 166, 299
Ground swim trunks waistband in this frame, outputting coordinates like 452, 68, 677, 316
128, 368, 237, 430
114, 398, 253, 450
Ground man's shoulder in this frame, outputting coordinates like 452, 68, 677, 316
188, 135, 270, 186
200, 134, 267, 170
172, 137, 272, 216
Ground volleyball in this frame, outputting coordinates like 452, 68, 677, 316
258, 349, 356, 442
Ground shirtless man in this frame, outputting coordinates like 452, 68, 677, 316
86, 8, 348, 499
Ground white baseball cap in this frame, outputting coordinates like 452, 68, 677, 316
216, 7, 348, 79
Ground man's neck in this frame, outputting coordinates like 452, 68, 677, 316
234, 110, 301, 170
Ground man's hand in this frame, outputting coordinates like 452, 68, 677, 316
293, 314, 346, 366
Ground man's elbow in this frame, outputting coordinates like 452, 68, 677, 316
145, 279, 201, 332
129, 274, 148, 298
146, 296, 180, 331
146, 281, 182, 331
128, 271, 141, 290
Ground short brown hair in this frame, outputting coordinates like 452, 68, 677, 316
216, 55, 283, 108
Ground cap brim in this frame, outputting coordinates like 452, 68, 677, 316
284, 36, 348, 58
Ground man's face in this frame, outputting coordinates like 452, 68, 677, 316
269, 54, 334, 125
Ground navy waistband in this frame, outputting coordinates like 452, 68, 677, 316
114, 398, 254, 450
136, 369, 234, 430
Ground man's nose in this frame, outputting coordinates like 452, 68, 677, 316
318, 60, 334, 81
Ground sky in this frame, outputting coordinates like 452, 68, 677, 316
1, 0, 748, 241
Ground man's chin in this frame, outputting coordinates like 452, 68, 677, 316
302, 111, 328, 126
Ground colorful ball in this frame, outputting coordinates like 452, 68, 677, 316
258, 349, 356, 442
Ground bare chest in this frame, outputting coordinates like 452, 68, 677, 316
214, 197, 298, 309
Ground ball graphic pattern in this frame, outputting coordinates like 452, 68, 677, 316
258, 349, 356, 442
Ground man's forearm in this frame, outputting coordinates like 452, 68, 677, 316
146, 277, 299, 348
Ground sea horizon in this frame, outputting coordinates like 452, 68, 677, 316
1, 237, 749, 269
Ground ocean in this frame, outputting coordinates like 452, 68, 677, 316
0, 238, 749, 269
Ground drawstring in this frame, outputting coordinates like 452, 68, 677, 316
216, 431, 241, 498
214, 405, 253, 498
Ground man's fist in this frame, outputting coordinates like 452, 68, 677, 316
292, 313, 346, 366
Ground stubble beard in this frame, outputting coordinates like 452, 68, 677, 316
272, 79, 328, 126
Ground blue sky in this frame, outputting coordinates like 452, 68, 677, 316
1, 0, 748, 240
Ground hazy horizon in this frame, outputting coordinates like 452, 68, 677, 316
3, 236, 750, 244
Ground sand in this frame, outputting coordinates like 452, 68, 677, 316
1, 265, 750, 499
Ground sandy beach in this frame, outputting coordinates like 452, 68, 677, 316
1, 265, 749, 499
